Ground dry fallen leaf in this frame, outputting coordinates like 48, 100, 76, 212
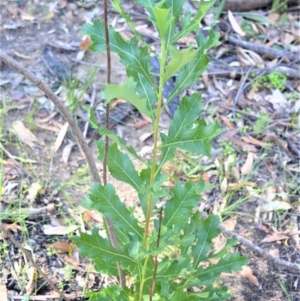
241, 152, 255, 176
25, 266, 36, 295
44, 241, 75, 253
220, 177, 228, 194
261, 200, 291, 212
12, 120, 42, 147
241, 136, 267, 147
62, 141, 75, 163
139, 132, 153, 142
228, 11, 246, 37
43, 225, 78, 235
261, 233, 289, 243
54, 122, 69, 152
222, 217, 237, 231
219, 115, 235, 130
26, 182, 42, 203
240, 266, 260, 287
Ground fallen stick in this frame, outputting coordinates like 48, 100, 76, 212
225, 34, 300, 62
220, 224, 300, 274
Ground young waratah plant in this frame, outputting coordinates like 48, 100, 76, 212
74, 0, 248, 300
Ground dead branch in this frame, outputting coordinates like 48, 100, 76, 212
225, 34, 300, 62
220, 224, 300, 274
223, 0, 298, 11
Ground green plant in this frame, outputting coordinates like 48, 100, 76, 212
71, 1, 248, 300
64, 68, 98, 113
253, 112, 271, 134
254, 69, 287, 91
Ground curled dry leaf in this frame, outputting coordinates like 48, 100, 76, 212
219, 115, 235, 130
265, 186, 276, 202
220, 177, 228, 194
241, 136, 267, 147
228, 11, 246, 37
43, 225, 78, 235
261, 200, 291, 212
62, 141, 76, 163
25, 266, 36, 295
54, 122, 69, 152
261, 233, 289, 243
12, 120, 43, 147
44, 241, 75, 253
222, 217, 237, 231
240, 266, 260, 287
139, 132, 153, 142
241, 152, 255, 176
26, 182, 42, 203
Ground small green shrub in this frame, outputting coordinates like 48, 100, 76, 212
253, 113, 271, 134
74, 1, 247, 300
254, 69, 287, 91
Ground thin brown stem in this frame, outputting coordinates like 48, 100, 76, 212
2, 225, 70, 301
149, 208, 163, 301
102, 0, 126, 287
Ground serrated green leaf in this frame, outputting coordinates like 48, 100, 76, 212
151, 7, 173, 39
89, 110, 145, 164
163, 0, 185, 21
196, 30, 220, 53
161, 121, 219, 156
193, 253, 248, 285
74, 228, 141, 273
88, 183, 143, 241
158, 93, 204, 171
164, 46, 198, 82
187, 286, 231, 301
96, 140, 144, 192
87, 285, 134, 301
111, 0, 144, 41
171, 0, 217, 43
101, 77, 154, 119
166, 55, 209, 105
163, 181, 199, 230
169, 289, 197, 301
136, 0, 156, 9
156, 256, 192, 296
166, 30, 219, 105
192, 214, 221, 268
210, 238, 238, 259
134, 72, 157, 122
83, 20, 153, 85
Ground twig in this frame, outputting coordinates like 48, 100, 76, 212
220, 224, 300, 274
2, 226, 70, 301
103, 0, 126, 287
234, 65, 254, 105
0, 51, 122, 284
225, 34, 299, 62
149, 208, 163, 301
218, 104, 258, 118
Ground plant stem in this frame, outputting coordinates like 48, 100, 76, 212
143, 41, 167, 246
141, 40, 167, 300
